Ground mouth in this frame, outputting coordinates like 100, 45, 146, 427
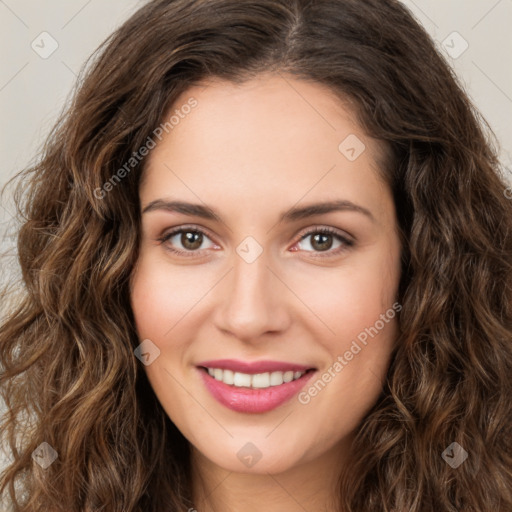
195, 361, 317, 413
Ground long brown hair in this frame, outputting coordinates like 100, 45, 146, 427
1, 0, 511, 510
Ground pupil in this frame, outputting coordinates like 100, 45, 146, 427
312, 233, 332, 251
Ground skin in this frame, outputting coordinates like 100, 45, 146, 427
130, 73, 402, 512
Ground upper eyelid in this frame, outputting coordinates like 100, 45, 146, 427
163, 224, 217, 242
298, 226, 352, 241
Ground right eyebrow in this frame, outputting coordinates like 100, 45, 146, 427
142, 199, 221, 222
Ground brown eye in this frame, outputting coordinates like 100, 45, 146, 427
295, 227, 354, 256
180, 231, 203, 250
310, 233, 333, 251
158, 227, 217, 256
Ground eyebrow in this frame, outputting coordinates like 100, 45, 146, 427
142, 199, 376, 224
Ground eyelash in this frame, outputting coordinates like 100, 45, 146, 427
156, 225, 354, 258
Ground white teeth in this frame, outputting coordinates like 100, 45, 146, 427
205, 368, 308, 388
233, 372, 251, 387
223, 369, 234, 385
283, 371, 294, 383
269, 371, 284, 386
251, 372, 270, 388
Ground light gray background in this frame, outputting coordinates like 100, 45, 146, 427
0, 0, 511, 498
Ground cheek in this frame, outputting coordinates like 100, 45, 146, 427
288, 246, 400, 346
295, 283, 398, 443
130, 252, 209, 338
290, 245, 400, 412
129, 255, 206, 426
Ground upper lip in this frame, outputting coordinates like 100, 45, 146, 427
197, 359, 316, 374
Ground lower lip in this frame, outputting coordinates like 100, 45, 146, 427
197, 367, 317, 413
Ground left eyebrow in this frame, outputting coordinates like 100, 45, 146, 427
279, 199, 376, 224
141, 199, 376, 224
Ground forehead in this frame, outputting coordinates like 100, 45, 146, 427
141, 73, 392, 223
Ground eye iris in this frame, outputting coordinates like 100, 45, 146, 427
182, 231, 203, 250
311, 233, 333, 251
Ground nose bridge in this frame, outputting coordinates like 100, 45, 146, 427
232, 247, 268, 301
214, 242, 288, 340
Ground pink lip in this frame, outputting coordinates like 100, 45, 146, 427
196, 366, 317, 413
196, 359, 315, 374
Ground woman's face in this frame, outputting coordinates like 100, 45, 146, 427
130, 73, 402, 475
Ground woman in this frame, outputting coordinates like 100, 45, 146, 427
1, 0, 511, 511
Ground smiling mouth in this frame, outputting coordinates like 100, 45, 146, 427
196, 365, 318, 413
198, 366, 316, 389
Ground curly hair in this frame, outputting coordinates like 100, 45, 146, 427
1, 0, 511, 510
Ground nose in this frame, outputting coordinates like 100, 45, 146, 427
213, 249, 292, 342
